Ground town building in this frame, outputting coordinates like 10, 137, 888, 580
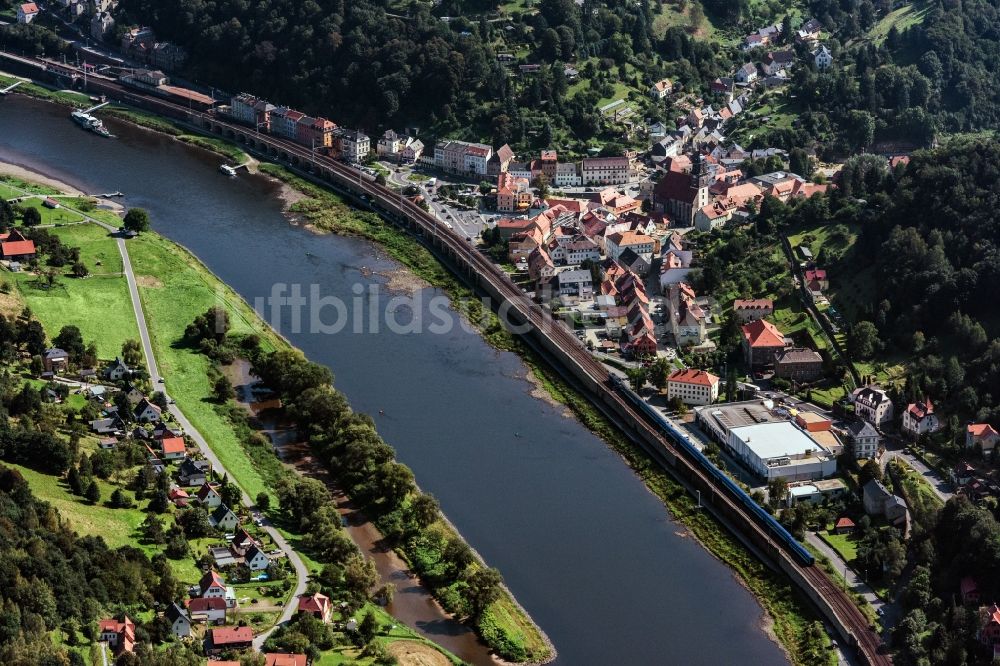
245, 544, 270, 571
555, 161, 581, 187
91, 11, 115, 41
98, 616, 135, 655
581, 156, 629, 185
741, 319, 788, 369
605, 230, 656, 262
733, 298, 774, 323
297, 592, 332, 623
178, 457, 210, 486
0, 228, 36, 261
667, 369, 719, 406
902, 398, 940, 438
496, 172, 532, 213
160, 436, 186, 460
207, 626, 253, 655
42, 348, 69, 373
852, 386, 893, 426
186, 596, 228, 624
17, 2, 39, 23
649, 79, 672, 99
334, 129, 370, 163
555, 269, 594, 298
695, 400, 837, 481
813, 45, 833, 70
735, 63, 758, 84
967, 423, 1000, 455
665, 282, 707, 346
165, 602, 192, 638
434, 140, 493, 176
786, 478, 847, 506
863, 479, 909, 528
844, 420, 880, 459
773, 347, 824, 382
653, 154, 712, 226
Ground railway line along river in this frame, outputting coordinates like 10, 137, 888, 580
0, 94, 789, 666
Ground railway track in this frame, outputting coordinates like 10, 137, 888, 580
5, 58, 890, 664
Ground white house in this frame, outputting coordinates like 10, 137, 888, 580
17, 2, 39, 23
245, 544, 271, 571
852, 386, 893, 426
197, 482, 223, 508
667, 369, 720, 406
902, 398, 941, 438
210, 504, 239, 532
104, 357, 131, 381
187, 596, 228, 623
844, 420, 880, 460
198, 570, 228, 600
735, 63, 758, 84
165, 603, 192, 638
133, 398, 162, 423
813, 45, 833, 70
649, 79, 672, 99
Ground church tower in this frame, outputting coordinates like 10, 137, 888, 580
690, 152, 711, 213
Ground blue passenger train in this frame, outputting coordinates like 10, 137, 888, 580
610, 375, 815, 566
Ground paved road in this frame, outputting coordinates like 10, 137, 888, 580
68, 200, 311, 650
882, 443, 953, 501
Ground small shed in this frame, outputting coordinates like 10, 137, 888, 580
834, 517, 855, 535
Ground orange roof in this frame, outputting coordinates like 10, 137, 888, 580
1, 240, 35, 257
211, 626, 253, 645
835, 517, 854, 529
20, 2, 38, 12
968, 423, 999, 438
265, 654, 308, 666
907, 398, 934, 419
734, 298, 773, 310
668, 368, 719, 387
297, 592, 330, 614
160, 436, 185, 454
742, 319, 785, 348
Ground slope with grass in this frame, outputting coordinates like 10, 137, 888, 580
127, 233, 281, 502
11, 220, 140, 359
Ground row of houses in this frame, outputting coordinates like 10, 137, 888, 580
224, 93, 371, 162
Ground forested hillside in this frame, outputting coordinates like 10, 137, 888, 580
114, 0, 729, 151
839, 140, 1000, 428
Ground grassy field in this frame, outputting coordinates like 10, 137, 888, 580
0, 73, 92, 106
867, 0, 930, 43
11, 222, 139, 359
787, 222, 859, 261
820, 528, 859, 563
128, 233, 281, 502
15, 197, 85, 225
1, 175, 60, 198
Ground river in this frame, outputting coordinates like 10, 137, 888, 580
0, 95, 788, 666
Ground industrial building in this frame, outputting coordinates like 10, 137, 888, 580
695, 399, 838, 481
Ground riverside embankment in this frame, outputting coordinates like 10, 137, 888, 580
0, 93, 790, 666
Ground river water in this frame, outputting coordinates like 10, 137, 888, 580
0, 95, 788, 666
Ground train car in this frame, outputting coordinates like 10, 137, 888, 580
609, 375, 814, 566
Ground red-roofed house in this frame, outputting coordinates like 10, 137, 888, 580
207, 626, 253, 654
496, 172, 532, 213
297, 592, 331, 623
649, 78, 672, 99
199, 569, 228, 598
1, 233, 36, 260
834, 517, 855, 534
98, 616, 135, 654
197, 482, 223, 508
667, 369, 720, 406
265, 654, 308, 666
187, 596, 228, 623
902, 398, 940, 438
17, 2, 39, 23
741, 319, 788, 369
160, 436, 186, 460
967, 423, 1000, 455
803, 269, 828, 290
168, 487, 190, 507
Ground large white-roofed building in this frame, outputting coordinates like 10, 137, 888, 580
728, 421, 836, 481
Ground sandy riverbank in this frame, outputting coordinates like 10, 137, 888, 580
0, 160, 85, 195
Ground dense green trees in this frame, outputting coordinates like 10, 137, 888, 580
0, 464, 179, 662
122, 208, 149, 234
